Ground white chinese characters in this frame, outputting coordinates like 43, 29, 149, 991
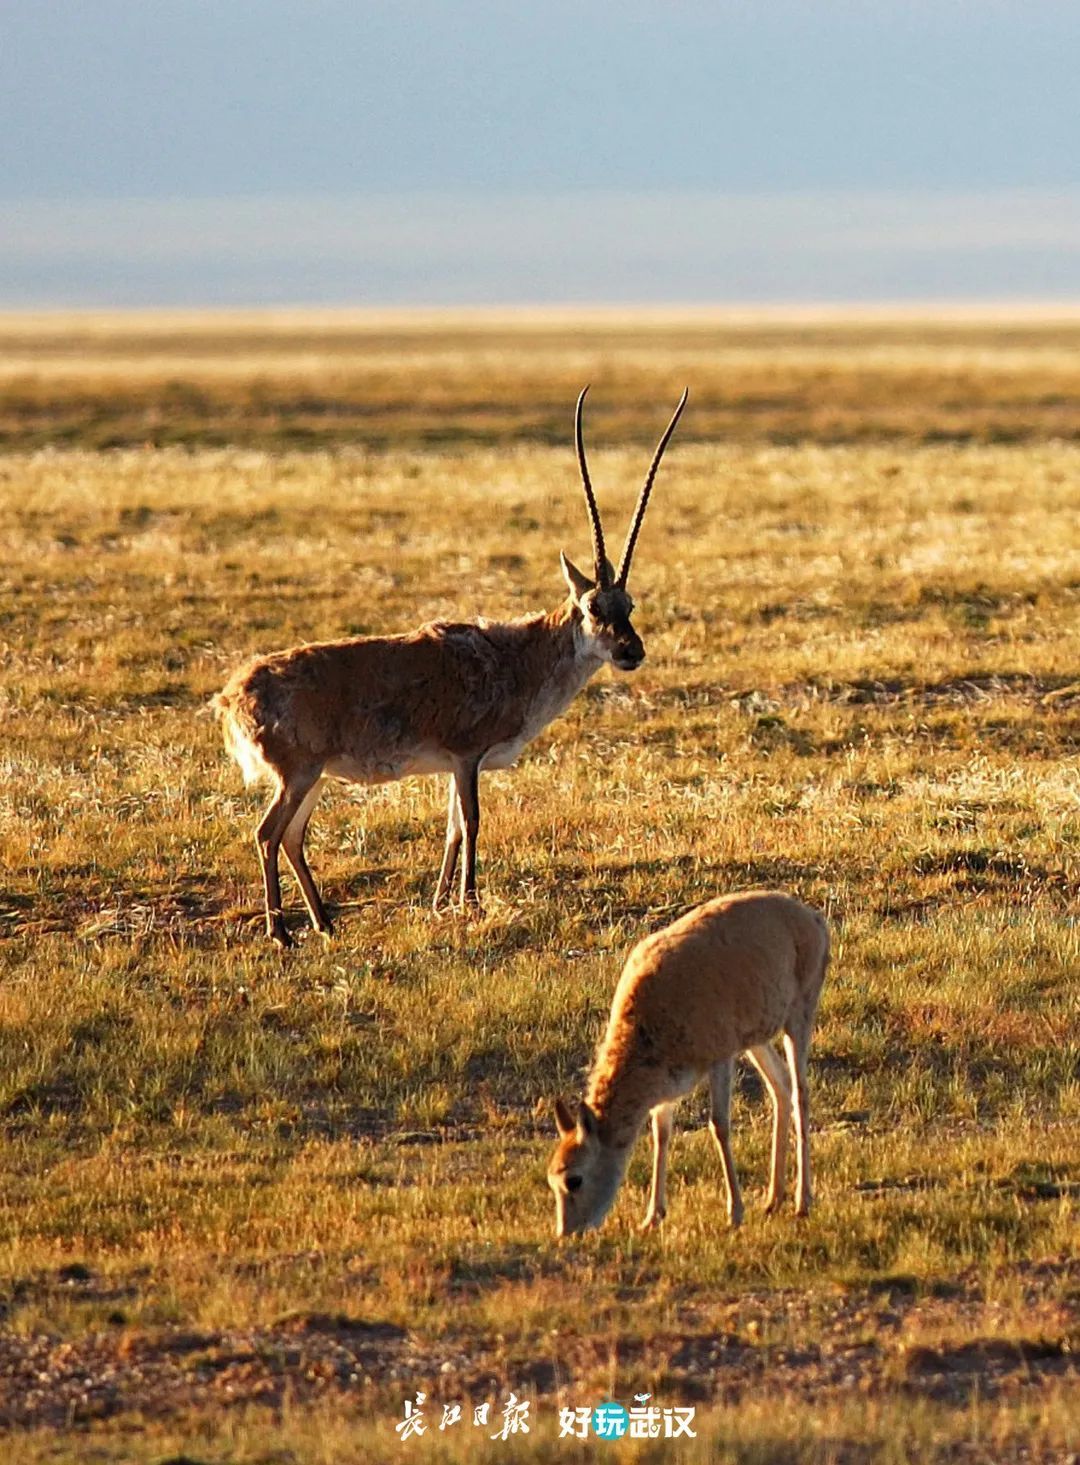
401, 1391, 694, 1443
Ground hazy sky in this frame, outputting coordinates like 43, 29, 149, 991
2, 2, 1079, 306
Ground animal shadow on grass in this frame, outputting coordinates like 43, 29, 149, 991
65, 865, 413, 949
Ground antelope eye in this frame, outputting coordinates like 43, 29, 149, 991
566, 1175, 583, 1193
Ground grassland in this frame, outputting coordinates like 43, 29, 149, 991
5, 306, 1080, 451
0, 311, 1077, 1462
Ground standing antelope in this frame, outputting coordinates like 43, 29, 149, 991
548, 891, 829, 1236
213, 387, 688, 947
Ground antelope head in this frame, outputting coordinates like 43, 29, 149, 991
548, 1097, 628, 1236
560, 386, 689, 672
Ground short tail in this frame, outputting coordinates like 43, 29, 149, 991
212, 693, 269, 788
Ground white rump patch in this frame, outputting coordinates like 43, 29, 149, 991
223, 719, 274, 787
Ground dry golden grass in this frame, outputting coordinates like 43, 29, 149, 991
3, 307, 1080, 450
0, 311, 1077, 1462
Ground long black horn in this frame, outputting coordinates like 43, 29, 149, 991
574, 385, 611, 588
616, 388, 688, 588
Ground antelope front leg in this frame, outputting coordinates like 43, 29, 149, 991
455, 758, 483, 912
640, 1103, 674, 1229
707, 1059, 744, 1228
433, 774, 463, 911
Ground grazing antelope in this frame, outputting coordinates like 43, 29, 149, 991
213, 387, 688, 947
548, 891, 829, 1236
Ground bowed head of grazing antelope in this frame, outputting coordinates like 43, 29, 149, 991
548, 891, 829, 1237
213, 386, 688, 947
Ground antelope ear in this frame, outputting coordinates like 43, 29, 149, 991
577, 1101, 599, 1137
560, 551, 593, 601
554, 1096, 576, 1137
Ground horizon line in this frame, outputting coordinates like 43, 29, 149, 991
4, 299, 1080, 332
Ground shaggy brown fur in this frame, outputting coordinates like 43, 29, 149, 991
216, 605, 583, 784
214, 388, 687, 948
213, 586, 624, 947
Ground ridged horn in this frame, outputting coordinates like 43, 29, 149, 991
574, 385, 611, 588
616, 388, 689, 588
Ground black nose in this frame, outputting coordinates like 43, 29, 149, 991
616, 648, 644, 670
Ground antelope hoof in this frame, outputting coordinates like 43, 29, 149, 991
640, 1208, 666, 1231
268, 918, 293, 949
728, 1206, 744, 1230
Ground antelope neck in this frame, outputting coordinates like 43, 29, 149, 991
586, 1050, 669, 1152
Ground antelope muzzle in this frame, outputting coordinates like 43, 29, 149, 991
612, 628, 645, 671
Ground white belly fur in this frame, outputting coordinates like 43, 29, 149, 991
325, 746, 456, 783
482, 665, 593, 770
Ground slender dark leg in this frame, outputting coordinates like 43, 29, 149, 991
281, 778, 332, 936
456, 758, 482, 909
433, 773, 462, 911
256, 771, 319, 948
